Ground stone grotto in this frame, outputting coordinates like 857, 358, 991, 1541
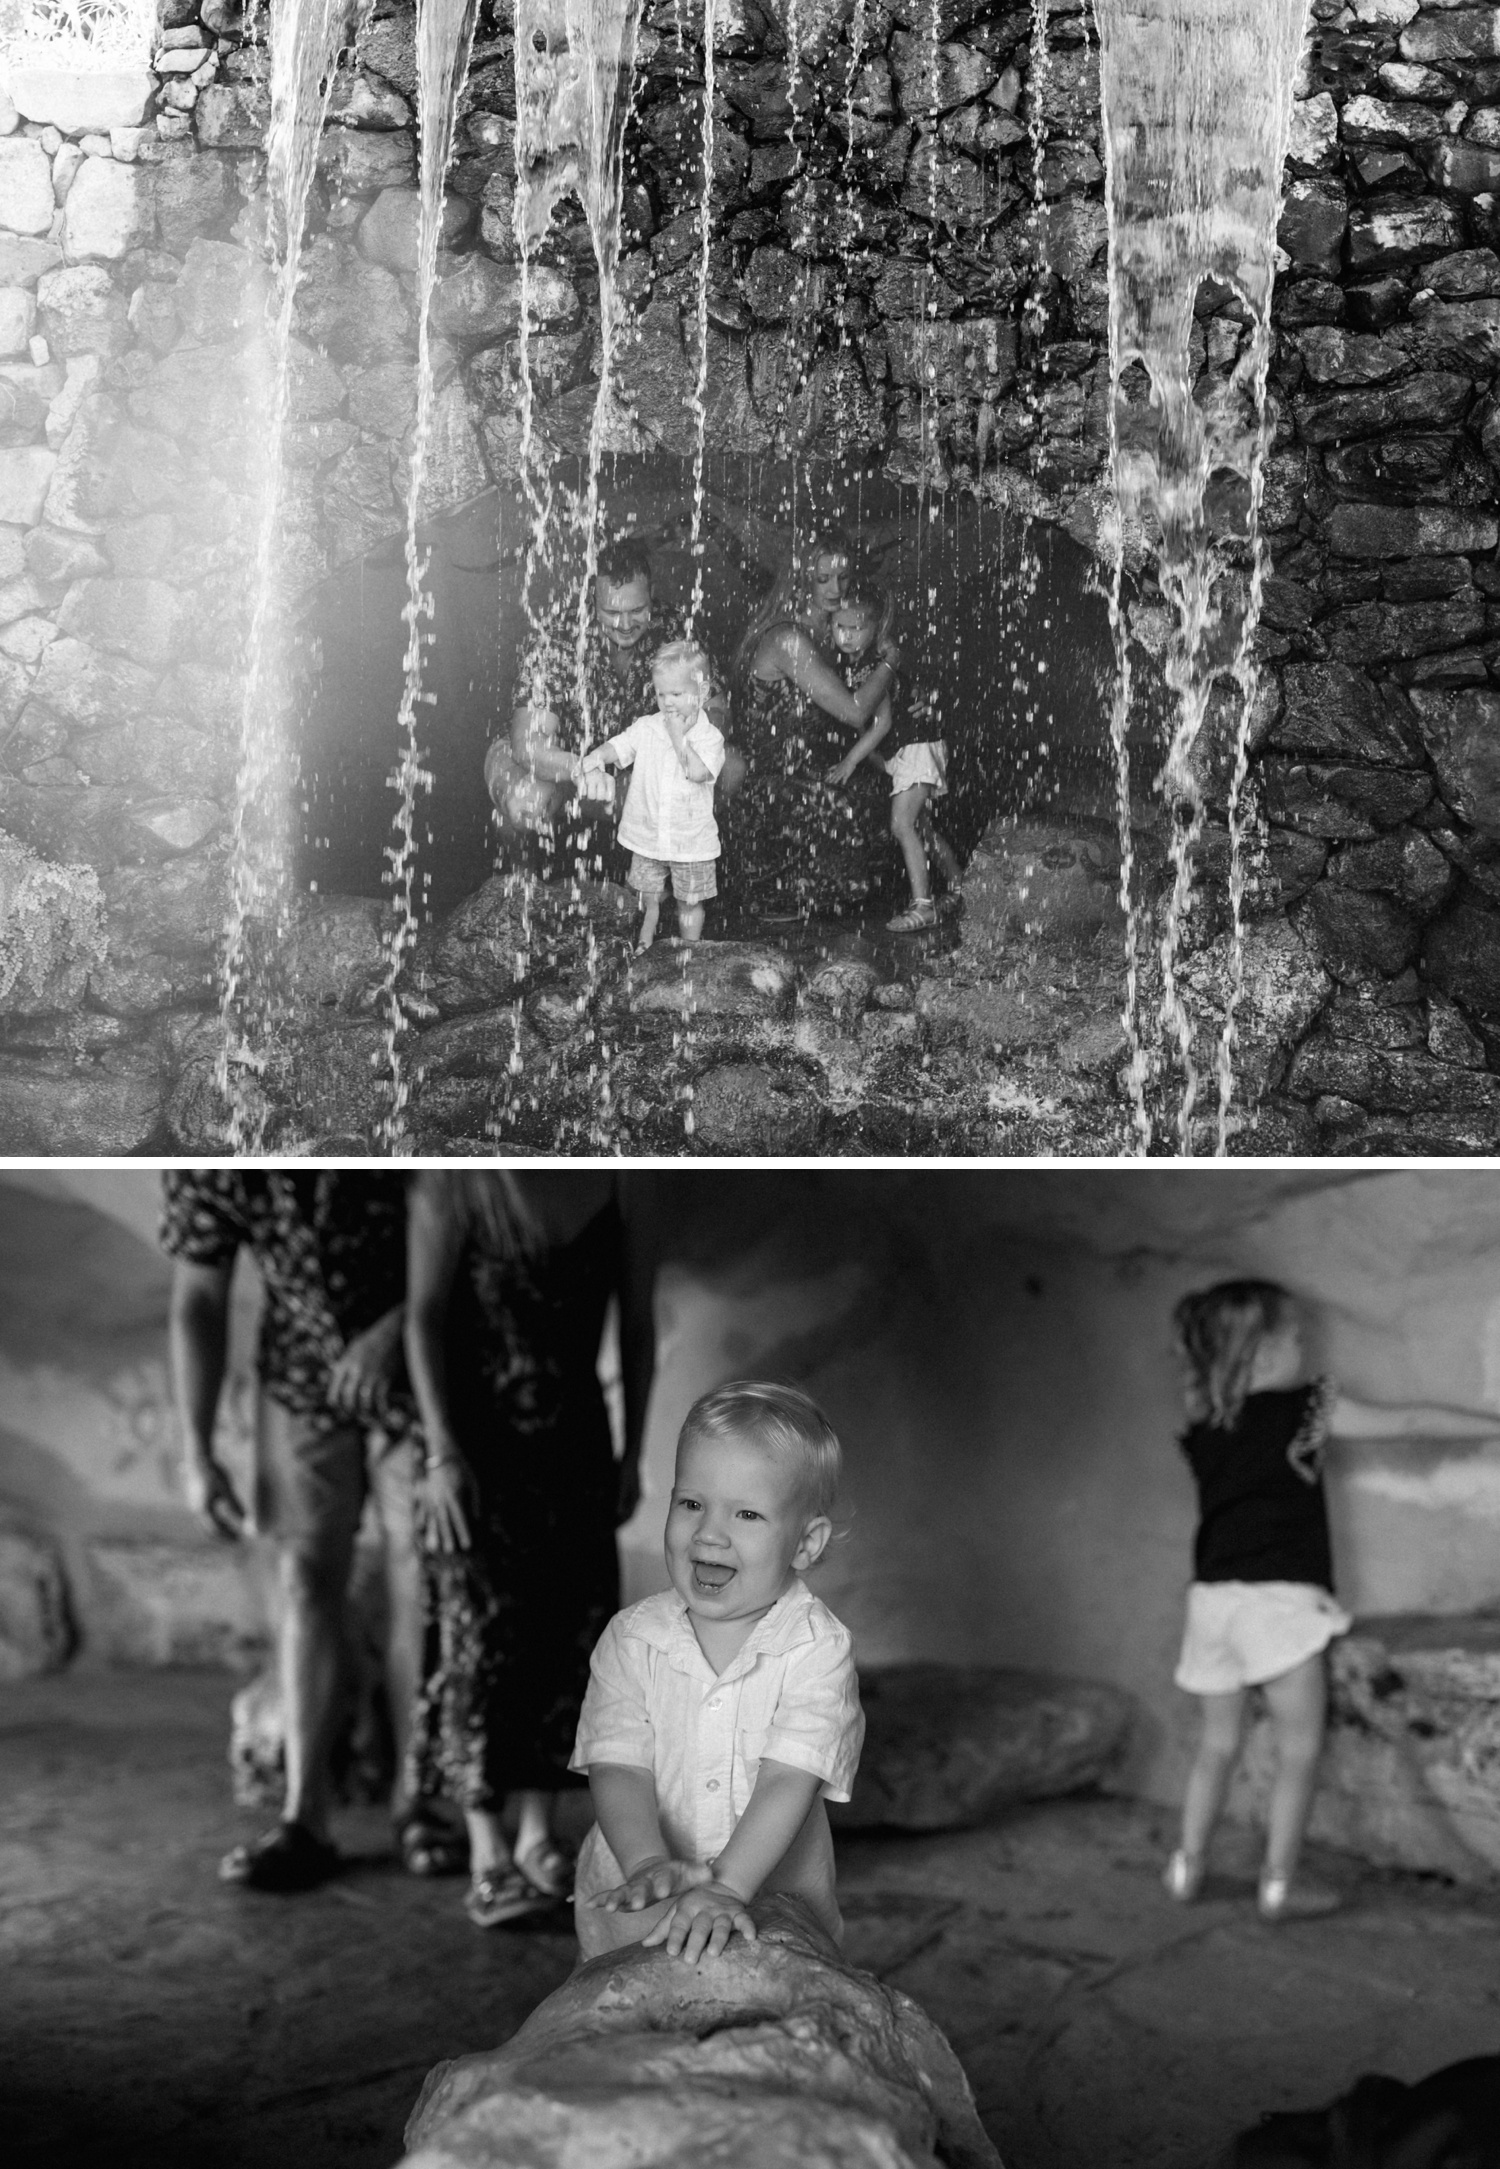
6, 0, 1500, 1153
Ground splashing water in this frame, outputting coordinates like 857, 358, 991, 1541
1093, 0, 1311, 1153
217, 0, 348, 1153
378, 0, 481, 1149
686, 0, 716, 629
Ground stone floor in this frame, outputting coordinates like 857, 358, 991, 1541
6, 1670, 1499, 2169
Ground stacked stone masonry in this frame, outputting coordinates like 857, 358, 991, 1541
4, 0, 1500, 1150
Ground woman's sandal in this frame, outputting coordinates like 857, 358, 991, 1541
514, 1837, 576, 1902
396, 1809, 468, 1879
1162, 1849, 1203, 1903
1257, 1869, 1341, 1922
464, 1866, 556, 1930
220, 1819, 340, 1893
887, 899, 938, 933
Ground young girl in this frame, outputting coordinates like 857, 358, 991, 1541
570, 1380, 864, 1967
1167, 1279, 1500, 1921
827, 587, 962, 934
579, 640, 725, 951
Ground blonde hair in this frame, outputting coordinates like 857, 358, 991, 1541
733, 525, 861, 679
678, 1379, 842, 1518
652, 639, 711, 694
1173, 1280, 1295, 1430
447, 1171, 538, 1259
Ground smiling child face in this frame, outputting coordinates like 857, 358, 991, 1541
665, 1431, 824, 1630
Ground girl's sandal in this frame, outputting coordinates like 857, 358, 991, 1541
515, 1838, 576, 1901
1257, 1870, 1341, 1922
464, 1867, 555, 1929
887, 899, 938, 933
1163, 1849, 1204, 1903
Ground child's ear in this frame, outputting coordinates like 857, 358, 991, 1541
794, 1515, 833, 1571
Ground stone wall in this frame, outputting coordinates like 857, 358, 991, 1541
4, 0, 1500, 1150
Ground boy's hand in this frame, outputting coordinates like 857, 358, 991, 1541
588, 1855, 698, 1912
643, 1879, 756, 1964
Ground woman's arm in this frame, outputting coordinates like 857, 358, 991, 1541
404, 1175, 473, 1549
1327, 1390, 1500, 1442
760, 624, 896, 726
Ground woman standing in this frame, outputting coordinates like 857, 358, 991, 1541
728, 527, 901, 919
403, 1171, 656, 1927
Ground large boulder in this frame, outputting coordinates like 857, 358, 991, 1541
834, 1664, 1132, 1832
85, 1538, 267, 1668
400, 1894, 1002, 2169
625, 941, 797, 1022
0, 1523, 76, 1681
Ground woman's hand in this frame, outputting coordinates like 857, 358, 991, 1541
877, 634, 902, 671
825, 755, 861, 788
417, 1448, 475, 1553
642, 1878, 757, 1964
184, 1452, 247, 1542
588, 1855, 699, 1912
327, 1308, 404, 1419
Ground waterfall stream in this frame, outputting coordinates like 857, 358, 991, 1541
1093, 0, 1312, 1153
217, 0, 348, 1152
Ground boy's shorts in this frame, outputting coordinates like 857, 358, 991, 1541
628, 852, 718, 905
1174, 1579, 1351, 1696
888, 741, 947, 796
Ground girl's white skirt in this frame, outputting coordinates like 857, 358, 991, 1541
1174, 1579, 1352, 1695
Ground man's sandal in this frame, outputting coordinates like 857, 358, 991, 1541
515, 1837, 576, 1901
220, 1820, 340, 1893
1163, 1849, 1203, 1903
396, 1809, 468, 1879
464, 1867, 556, 1929
887, 899, 938, 933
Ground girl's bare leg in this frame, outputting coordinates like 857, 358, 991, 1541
891, 784, 931, 902
1260, 1652, 1327, 1884
1178, 1687, 1247, 1869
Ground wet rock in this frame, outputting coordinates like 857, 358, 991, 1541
60, 159, 152, 264
402, 1894, 1000, 2169
403, 879, 536, 1018
294, 235, 411, 364
1405, 296, 1500, 373
1286, 1036, 1500, 1119
1346, 199, 1465, 274
316, 127, 415, 191
1271, 662, 1422, 766
153, 146, 236, 256
327, 66, 412, 132
626, 941, 797, 1022
35, 264, 130, 360
1295, 885, 1421, 981
890, 32, 997, 117
1292, 327, 1408, 387
0, 237, 62, 290
1277, 177, 1348, 275
429, 255, 576, 340
0, 1042, 162, 1152
8, 65, 153, 135
886, 315, 1017, 400
194, 82, 270, 150
56, 578, 186, 672
0, 1524, 74, 1681
85, 1538, 266, 1668
0, 446, 54, 527
806, 958, 880, 1022
1325, 504, 1499, 558
0, 138, 58, 235
1330, 829, 1455, 916
834, 1665, 1131, 1832
1324, 431, 1488, 506
1321, 590, 1487, 667
1423, 142, 1500, 196
358, 186, 468, 276
1292, 370, 1472, 444
1262, 761, 1433, 840
1426, 900, 1500, 1016
689, 1062, 821, 1152
1408, 688, 1500, 837
172, 236, 267, 343
322, 441, 400, 565
1427, 990, 1488, 1069
1288, 91, 1339, 171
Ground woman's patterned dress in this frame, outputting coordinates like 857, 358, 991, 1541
723, 665, 890, 917
405, 1195, 625, 1809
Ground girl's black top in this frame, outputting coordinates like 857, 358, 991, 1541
1179, 1381, 1335, 1591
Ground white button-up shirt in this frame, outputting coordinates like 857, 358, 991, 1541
605, 709, 725, 864
570, 1577, 863, 1931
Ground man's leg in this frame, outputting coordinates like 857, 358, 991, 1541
262, 1404, 366, 1843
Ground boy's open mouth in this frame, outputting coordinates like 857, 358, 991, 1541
691, 1560, 735, 1591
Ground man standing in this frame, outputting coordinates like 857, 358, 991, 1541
162, 1173, 433, 1892
485, 536, 739, 875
